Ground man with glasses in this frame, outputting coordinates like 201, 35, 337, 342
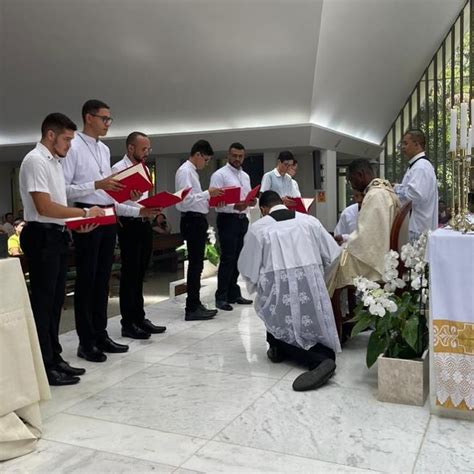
260, 150, 300, 206
63, 99, 155, 362
112, 132, 166, 339
175, 140, 223, 321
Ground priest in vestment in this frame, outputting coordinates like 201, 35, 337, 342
327, 159, 400, 295
238, 191, 342, 391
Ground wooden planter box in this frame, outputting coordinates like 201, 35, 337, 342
377, 349, 429, 406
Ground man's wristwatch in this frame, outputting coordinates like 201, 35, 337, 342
83, 208, 90, 218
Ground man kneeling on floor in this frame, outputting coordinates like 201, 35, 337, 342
238, 191, 342, 391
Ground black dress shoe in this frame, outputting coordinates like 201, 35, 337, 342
267, 346, 285, 363
77, 345, 107, 362
56, 359, 86, 376
292, 359, 336, 392
229, 297, 253, 305
47, 368, 80, 386
97, 337, 129, 353
216, 301, 233, 311
138, 319, 167, 334
185, 307, 216, 321
198, 304, 218, 316
122, 324, 151, 340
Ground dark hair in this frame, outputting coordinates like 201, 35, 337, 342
404, 129, 426, 149
259, 190, 283, 208
82, 99, 110, 122
13, 219, 24, 227
5, 212, 13, 219
348, 159, 374, 176
41, 113, 77, 138
292, 159, 298, 165
277, 150, 294, 163
126, 131, 148, 147
228, 142, 245, 152
190, 139, 214, 157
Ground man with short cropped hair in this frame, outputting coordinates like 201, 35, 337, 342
112, 131, 166, 339
210, 142, 254, 311
175, 139, 223, 321
20, 112, 104, 385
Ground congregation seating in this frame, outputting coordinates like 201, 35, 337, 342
151, 233, 184, 273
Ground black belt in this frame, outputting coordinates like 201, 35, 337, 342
27, 221, 67, 232
217, 213, 248, 220
75, 202, 114, 209
120, 216, 149, 223
181, 212, 207, 218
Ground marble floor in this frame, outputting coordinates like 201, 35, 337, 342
2, 278, 473, 473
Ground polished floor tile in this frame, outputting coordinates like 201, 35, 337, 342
1, 439, 176, 473
8, 278, 473, 473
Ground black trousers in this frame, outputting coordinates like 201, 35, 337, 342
117, 218, 152, 328
266, 332, 335, 370
73, 223, 117, 348
180, 213, 208, 312
215, 213, 248, 303
20, 223, 70, 369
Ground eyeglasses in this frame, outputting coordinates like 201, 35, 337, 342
91, 114, 114, 126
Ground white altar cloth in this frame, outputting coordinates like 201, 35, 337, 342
428, 228, 473, 418
0, 258, 51, 460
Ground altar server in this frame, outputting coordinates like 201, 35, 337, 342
238, 190, 341, 391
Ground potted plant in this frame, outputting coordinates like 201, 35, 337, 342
351, 232, 430, 406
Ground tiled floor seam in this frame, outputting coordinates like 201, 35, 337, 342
410, 414, 433, 474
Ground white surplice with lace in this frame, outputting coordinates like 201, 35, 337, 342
238, 211, 342, 353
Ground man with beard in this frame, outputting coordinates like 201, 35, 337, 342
210, 143, 255, 311
327, 159, 400, 295
112, 132, 166, 339
19, 113, 104, 385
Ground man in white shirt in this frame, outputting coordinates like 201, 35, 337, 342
238, 191, 341, 391
63, 100, 155, 362
260, 151, 300, 206
19, 113, 104, 386
210, 142, 255, 311
394, 130, 438, 241
175, 140, 223, 321
334, 190, 364, 244
112, 132, 166, 340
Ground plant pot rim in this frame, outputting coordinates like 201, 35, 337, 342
378, 348, 429, 362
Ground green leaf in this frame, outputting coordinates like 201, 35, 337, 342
351, 313, 374, 338
366, 330, 387, 368
402, 316, 419, 351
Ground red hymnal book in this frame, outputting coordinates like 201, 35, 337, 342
288, 197, 315, 214
65, 207, 117, 230
244, 185, 260, 204
209, 186, 241, 207
139, 188, 192, 209
106, 162, 153, 203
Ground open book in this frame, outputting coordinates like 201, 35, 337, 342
288, 197, 315, 214
106, 162, 153, 203
209, 186, 241, 207
244, 185, 260, 204
65, 207, 117, 230
139, 188, 192, 209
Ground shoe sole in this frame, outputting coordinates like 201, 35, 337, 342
77, 352, 107, 363
292, 360, 336, 392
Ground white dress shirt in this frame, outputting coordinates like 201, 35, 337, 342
394, 152, 438, 238
334, 203, 359, 241
291, 178, 301, 197
175, 160, 210, 213
1, 222, 14, 236
111, 155, 149, 212
19, 142, 68, 225
62, 132, 139, 217
260, 168, 300, 198
209, 163, 252, 214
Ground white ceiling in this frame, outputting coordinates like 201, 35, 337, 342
0, 0, 466, 161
